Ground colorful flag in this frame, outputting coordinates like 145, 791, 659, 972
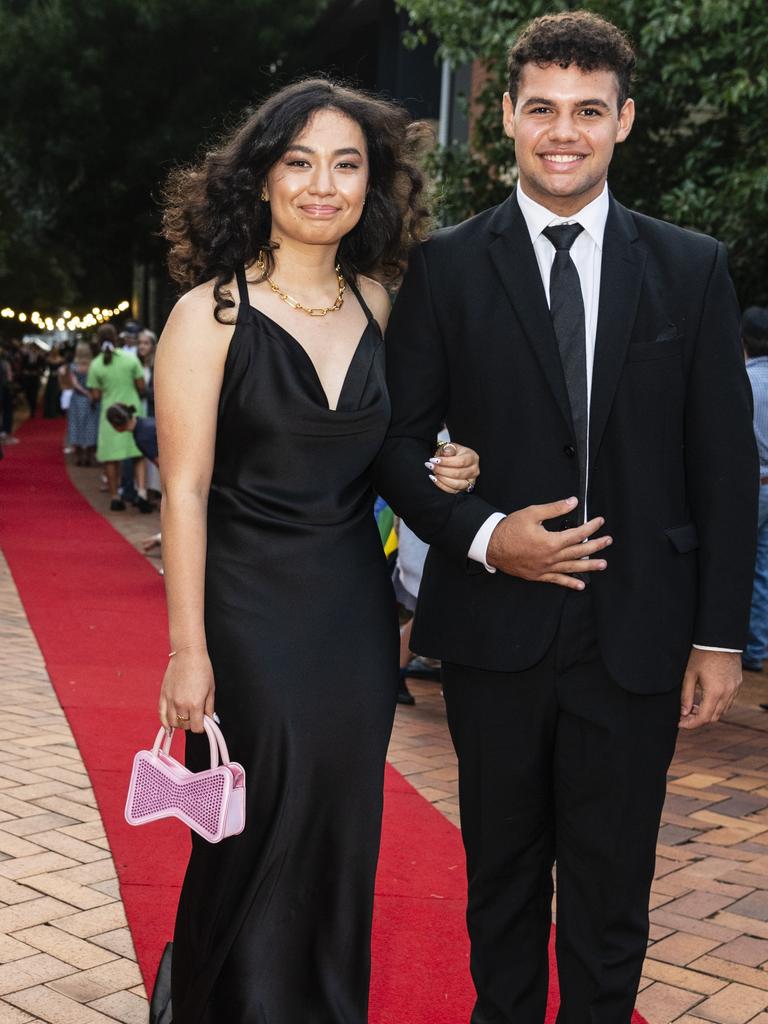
374, 496, 398, 559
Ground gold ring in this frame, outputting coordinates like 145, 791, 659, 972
176, 714, 190, 722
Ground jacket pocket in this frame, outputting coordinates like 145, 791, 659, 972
665, 522, 699, 553
654, 325, 680, 344
626, 338, 683, 362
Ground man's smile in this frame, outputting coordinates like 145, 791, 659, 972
539, 152, 588, 164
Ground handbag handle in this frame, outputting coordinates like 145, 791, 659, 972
150, 715, 232, 769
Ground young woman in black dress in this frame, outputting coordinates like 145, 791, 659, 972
153, 79, 480, 1023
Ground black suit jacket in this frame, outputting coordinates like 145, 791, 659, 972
373, 193, 758, 694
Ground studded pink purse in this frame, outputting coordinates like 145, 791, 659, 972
125, 715, 246, 843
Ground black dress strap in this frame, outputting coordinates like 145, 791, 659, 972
234, 265, 251, 324
347, 275, 374, 324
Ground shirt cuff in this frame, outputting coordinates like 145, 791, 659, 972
468, 513, 506, 573
692, 645, 742, 653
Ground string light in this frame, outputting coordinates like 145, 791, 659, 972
0, 299, 130, 332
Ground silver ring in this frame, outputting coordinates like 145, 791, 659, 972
466, 480, 475, 493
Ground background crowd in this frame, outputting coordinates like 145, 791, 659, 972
0, 324, 159, 514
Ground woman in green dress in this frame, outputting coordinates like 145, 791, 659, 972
87, 325, 147, 511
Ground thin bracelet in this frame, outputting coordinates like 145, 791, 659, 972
168, 642, 207, 658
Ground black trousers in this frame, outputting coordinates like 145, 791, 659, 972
442, 589, 680, 1024
21, 377, 39, 417
0, 385, 11, 433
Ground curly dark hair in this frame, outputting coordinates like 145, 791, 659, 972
163, 78, 433, 323
508, 11, 636, 112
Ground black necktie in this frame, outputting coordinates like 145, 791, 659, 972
542, 223, 588, 519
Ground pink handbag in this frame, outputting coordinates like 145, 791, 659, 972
125, 715, 246, 842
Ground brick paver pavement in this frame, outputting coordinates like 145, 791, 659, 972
0, 448, 767, 1022
393, 683, 768, 1024
0, 548, 146, 1023
392, 687, 768, 1024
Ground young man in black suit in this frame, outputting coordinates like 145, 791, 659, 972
375, 11, 758, 1023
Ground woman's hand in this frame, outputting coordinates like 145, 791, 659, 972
426, 442, 480, 495
158, 648, 215, 734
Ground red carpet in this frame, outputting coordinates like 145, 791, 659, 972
0, 418, 647, 1023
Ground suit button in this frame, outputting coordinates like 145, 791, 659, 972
563, 444, 576, 458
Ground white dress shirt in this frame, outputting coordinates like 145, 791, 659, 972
465, 183, 735, 653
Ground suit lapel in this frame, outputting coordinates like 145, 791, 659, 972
588, 199, 647, 474
488, 195, 573, 433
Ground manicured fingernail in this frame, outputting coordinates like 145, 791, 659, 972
424, 462, 433, 469
429, 474, 438, 484
599, 561, 607, 569
429, 457, 441, 465
567, 497, 577, 505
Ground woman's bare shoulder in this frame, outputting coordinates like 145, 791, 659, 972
170, 278, 238, 323
357, 275, 392, 330
161, 278, 239, 357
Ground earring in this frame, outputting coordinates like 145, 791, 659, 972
260, 189, 269, 202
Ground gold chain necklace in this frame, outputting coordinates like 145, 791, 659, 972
256, 253, 345, 317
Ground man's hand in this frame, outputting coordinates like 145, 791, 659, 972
679, 649, 741, 730
486, 497, 612, 590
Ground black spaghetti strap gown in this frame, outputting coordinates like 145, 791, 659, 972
167, 266, 398, 1023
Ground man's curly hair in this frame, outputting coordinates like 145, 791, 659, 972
508, 11, 636, 111
163, 78, 432, 323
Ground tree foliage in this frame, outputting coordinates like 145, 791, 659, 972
397, 0, 768, 303
0, 0, 324, 312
